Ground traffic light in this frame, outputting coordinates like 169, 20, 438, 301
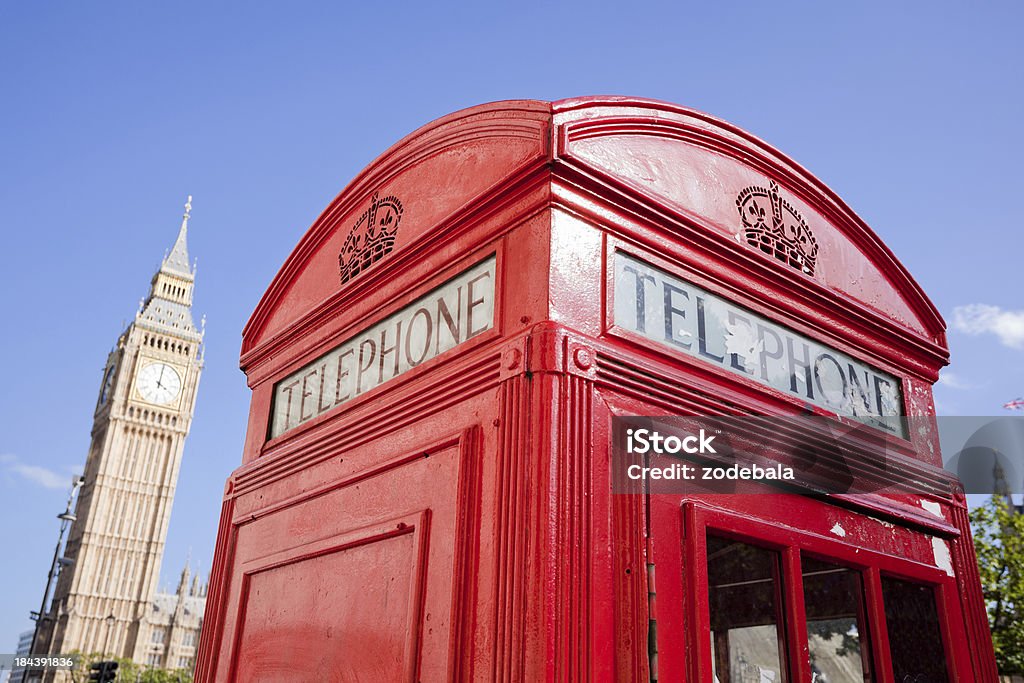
88, 660, 118, 682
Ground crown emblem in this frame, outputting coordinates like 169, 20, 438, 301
736, 181, 818, 276
338, 192, 403, 284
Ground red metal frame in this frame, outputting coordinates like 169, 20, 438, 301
652, 497, 967, 683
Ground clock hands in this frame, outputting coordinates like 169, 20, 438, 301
140, 364, 179, 403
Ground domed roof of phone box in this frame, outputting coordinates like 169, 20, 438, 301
242, 97, 947, 380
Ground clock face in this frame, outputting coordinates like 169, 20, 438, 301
99, 365, 117, 405
136, 362, 182, 405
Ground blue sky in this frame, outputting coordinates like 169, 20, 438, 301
1, 1, 1022, 652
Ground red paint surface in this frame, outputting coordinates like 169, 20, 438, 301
197, 98, 995, 682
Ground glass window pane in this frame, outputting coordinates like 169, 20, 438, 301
801, 555, 871, 682
707, 534, 787, 683
881, 576, 949, 683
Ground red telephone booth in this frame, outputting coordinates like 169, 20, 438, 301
196, 98, 997, 682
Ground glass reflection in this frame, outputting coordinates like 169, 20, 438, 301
881, 576, 949, 683
707, 534, 787, 683
801, 555, 871, 682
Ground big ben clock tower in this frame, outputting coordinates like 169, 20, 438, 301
31, 198, 205, 678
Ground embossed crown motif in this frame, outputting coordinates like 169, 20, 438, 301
338, 192, 403, 284
736, 181, 818, 276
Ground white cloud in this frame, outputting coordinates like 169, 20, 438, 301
0, 454, 72, 490
13, 464, 69, 490
951, 304, 1024, 349
937, 372, 972, 390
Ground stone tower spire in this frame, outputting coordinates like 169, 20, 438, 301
177, 562, 191, 596
163, 195, 194, 278
994, 453, 1012, 506
138, 196, 201, 338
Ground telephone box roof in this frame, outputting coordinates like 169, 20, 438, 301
241, 97, 946, 371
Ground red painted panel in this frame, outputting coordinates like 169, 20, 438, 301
233, 520, 424, 682
203, 429, 478, 681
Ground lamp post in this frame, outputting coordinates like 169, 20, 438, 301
26, 475, 84, 683
103, 614, 116, 660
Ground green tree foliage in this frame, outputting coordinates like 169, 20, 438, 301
971, 494, 1024, 673
65, 651, 193, 683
